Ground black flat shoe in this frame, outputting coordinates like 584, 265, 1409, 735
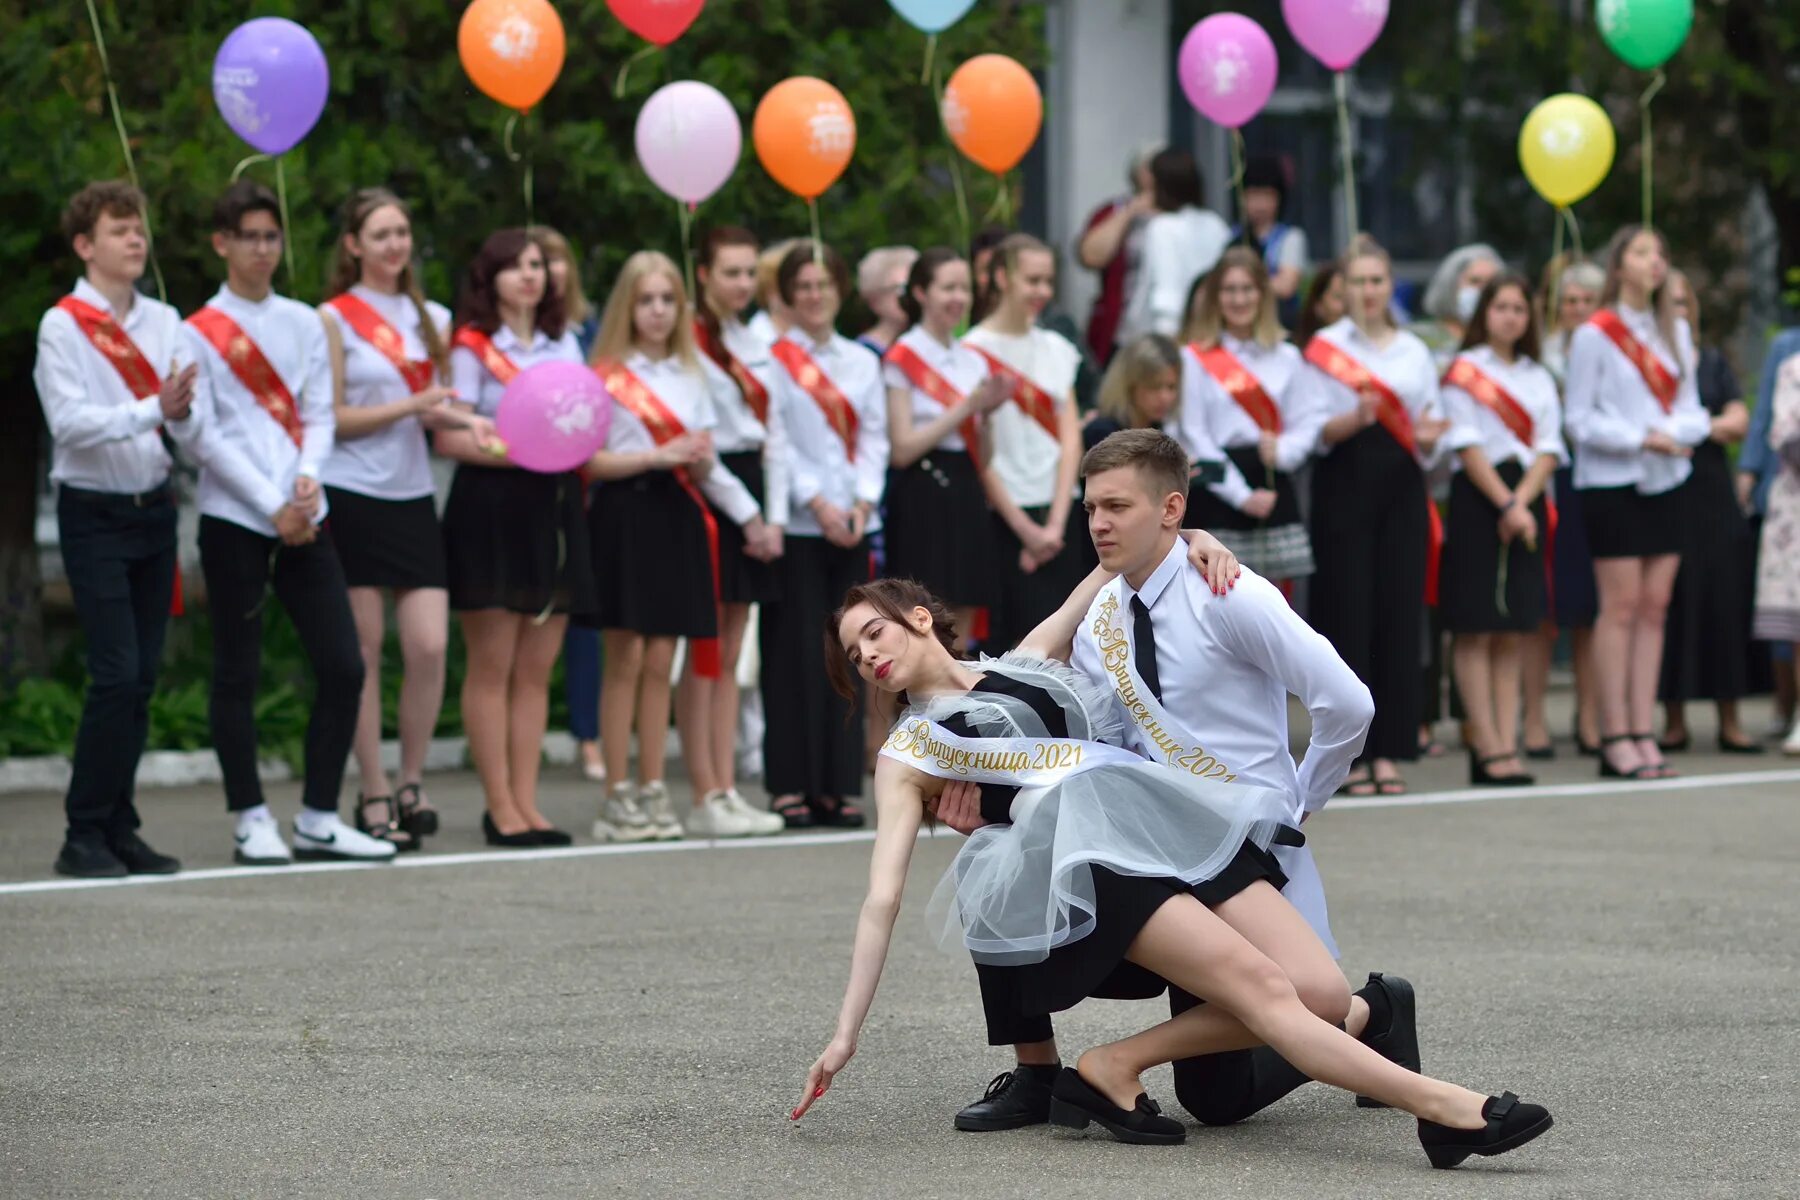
53, 839, 128, 879
1048, 1067, 1184, 1145
107, 833, 181, 875
954, 1067, 1056, 1132
1522, 742, 1555, 761
1354, 972, 1420, 1109
482, 813, 540, 848
1657, 733, 1691, 753
1418, 1091, 1553, 1169
1469, 753, 1535, 788
530, 827, 574, 846
1718, 736, 1765, 756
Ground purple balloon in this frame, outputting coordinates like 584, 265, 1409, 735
635, 81, 742, 206
495, 361, 613, 474
1281, 0, 1389, 72
213, 18, 330, 155
1178, 16, 1279, 129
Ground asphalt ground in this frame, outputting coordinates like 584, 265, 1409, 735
2, 704, 1796, 1199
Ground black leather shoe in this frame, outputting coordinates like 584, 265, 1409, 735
1048, 1067, 1185, 1144
54, 839, 128, 879
954, 1068, 1055, 1132
1354, 972, 1419, 1109
482, 813, 540, 848
1418, 1091, 1553, 1168
1718, 735, 1765, 756
108, 834, 181, 875
530, 826, 574, 846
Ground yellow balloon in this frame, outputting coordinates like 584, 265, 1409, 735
1518, 93, 1616, 208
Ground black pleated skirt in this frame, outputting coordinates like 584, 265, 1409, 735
1186, 445, 1303, 529
1581, 482, 1684, 559
323, 487, 446, 591
711, 449, 779, 606
587, 471, 717, 637
442, 465, 596, 617
1439, 464, 1548, 634
883, 449, 999, 606
986, 504, 1090, 650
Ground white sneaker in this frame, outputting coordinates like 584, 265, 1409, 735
687, 790, 759, 838
233, 811, 292, 866
724, 789, 785, 836
291, 813, 399, 861
593, 783, 656, 843
1783, 717, 1800, 757
639, 781, 685, 841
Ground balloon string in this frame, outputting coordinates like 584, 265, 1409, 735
921, 33, 937, 86
1639, 69, 1665, 231
503, 112, 534, 226
808, 197, 824, 266
1563, 204, 1585, 261
930, 56, 972, 252
1334, 71, 1358, 247
230, 153, 273, 182
981, 175, 1012, 225
614, 45, 658, 99
1230, 130, 1250, 247
678, 199, 696, 300
502, 112, 522, 162
275, 156, 296, 291
83, 0, 166, 303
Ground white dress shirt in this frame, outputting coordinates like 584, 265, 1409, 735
1562, 305, 1710, 494
1295, 317, 1446, 467
771, 328, 889, 538
184, 285, 333, 536
698, 317, 793, 527
319, 286, 449, 501
963, 325, 1080, 509
1120, 206, 1233, 342
883, 325, 991, 454
449, 325, 582, 417
1177, 335, 1322, 511
34, 277, 194, 493
602, 351, 761, 527
1439, 345, 1568, 471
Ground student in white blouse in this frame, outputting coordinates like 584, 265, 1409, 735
1438, 275, 1568, 788
1299, 236, 1452, 797
585, 251, 768, 844
1563, 226, 1711, 781
1118, 149, 1232, 344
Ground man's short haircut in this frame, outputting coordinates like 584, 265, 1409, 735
61, 180, 146, 244
212, 180, 283, 233
1080, 428, 1189, 503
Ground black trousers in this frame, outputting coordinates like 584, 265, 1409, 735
759, 535, 869, 798
1309, 427, 1428, 762
56, 485, 178, 844
198, 516, 364, 813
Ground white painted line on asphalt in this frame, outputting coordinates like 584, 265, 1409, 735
3, 766, 1796, 898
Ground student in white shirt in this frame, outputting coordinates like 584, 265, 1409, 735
319, 188, 462, 846
678, 226, 788, 839
33, 181, 196, 879
758, 241, 890, 830
1438, 274, 1567, 788
966, 234, 1087, 649
1564, 225, 1711, 781
1299, 235, 1453, 797
1118, 149, 1232, 344
585, 251, 767, 844
183, 180, 394, 866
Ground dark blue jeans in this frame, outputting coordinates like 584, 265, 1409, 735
563, 624, 600, 742
56, 484, 178, 844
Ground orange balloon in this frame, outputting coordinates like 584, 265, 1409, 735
753, 77, 857, 200
942, 54, 1042, 174
459, 0, 566, 114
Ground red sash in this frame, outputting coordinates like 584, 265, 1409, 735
883, 341, 984, 459
594, 359, 723, 679
968, 345, 1060, 440
452, 326, 522, 385
1442, 356, 1533, 447
693, 319, 770, 426
1587, 309, 1677, 413
1193, 343, 1282, 434
770, 340, 859, 461
325, 294, 436, 392
186, 307, 304, 448
1305, 337, 1444, 605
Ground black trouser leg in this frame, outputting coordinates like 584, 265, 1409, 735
275, 528, 364, 813
1308, 461, 1380, 732
1167, 986, 1311, 1126
1368, 474, 1429, 762
201, 517, 274, 813
977, 962, 1055, 1047
761, 537, 867, 798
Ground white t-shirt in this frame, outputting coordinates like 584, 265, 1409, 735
1121, 206, 1233, 342
963, 324, 1080, 509
319, 285, 450, 501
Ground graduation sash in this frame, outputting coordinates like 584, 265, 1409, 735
1442, 356, 1533, 446
451, 326, 521, 384
693, 319, 770, 426
1587, 309, 1678, 413
881, 715, 1145, 788
324, 293, 436, 392
1193, 343, 1282, 434
186, 306, 304, 448
968, 344, 1060, 440
594, 358, 723, 679
884, 340, 985, 459
770, 339, 858, 461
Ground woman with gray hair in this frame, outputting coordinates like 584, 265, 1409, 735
855, 245, 918, 356
1415, 243, 1504, 367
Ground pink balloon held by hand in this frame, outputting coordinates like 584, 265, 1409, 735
1178, 15, 1279, 129
495, 362, 614, 474
1281, 0, 1389, 72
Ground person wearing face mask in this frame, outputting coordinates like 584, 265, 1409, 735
854, 245, 917, 357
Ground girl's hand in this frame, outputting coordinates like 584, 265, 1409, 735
968, 375, 1010, 416
1178, 528, 1241, 595
792, 1037, 856, 1120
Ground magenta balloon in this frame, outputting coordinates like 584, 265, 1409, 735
1178, 15, 1279, 129
1281, 0, 1389, 71
635, 81, 743, 205
494, 361, 613, 474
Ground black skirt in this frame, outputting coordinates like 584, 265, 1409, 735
442, 465, 596, 617
986, 504, 1090, 650
1549, 464, 1599, 627
1440, 464, 1548, 634
1659, 447, 1756, 702
323, 487, 446, 591
587, 470, 718, 638
1581, 483, 1684, 559
1185, 445, 1303, 530
711, 450, 779, 606
883, 449, 999, 606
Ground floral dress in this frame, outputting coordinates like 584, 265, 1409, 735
1753, 352, 1800, 644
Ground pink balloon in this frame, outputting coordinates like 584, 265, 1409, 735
495, 361, 613, 474
1281, 0, 1388, 71
634, 80, 742, 205
1178, 15, 1278, 129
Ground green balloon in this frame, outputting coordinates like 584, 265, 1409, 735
1597, 0, 1694, 70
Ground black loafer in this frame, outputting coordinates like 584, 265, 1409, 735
1048, 1067, 1184, 1144
1354, 972, 1419, 1108
107, 834, 181, 875
954, 1068, 1055, 1132
531, 827, 574, 846
1418, 1091, 1553, 1169
1718, 736, 1765, 756
53, 839, 128, 879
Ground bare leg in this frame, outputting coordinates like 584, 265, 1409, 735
1571, 626, 1601, 748
1629, 554, 1680, 773
600, 630, 645, 784
1520, 621, 1554, 749
347, 587, 391, 798
637, 637, 680, 785
1717, 699, 1748, 746
711, 603, 752, 795
507, 614, 567, 828
460, 610, 525, 833
1591, 559, 1645, 773
1490, 633, 1523, 771
1452, 634, 1500, 759
1662, 700, 1688, 745
393, 586, 449, 786
674, 661, 722, 799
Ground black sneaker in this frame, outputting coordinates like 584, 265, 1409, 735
1354, 972, 1420, 1108
53, 839, 128, 879
954, 1068, 1057, 1132
108, 834, 181, 875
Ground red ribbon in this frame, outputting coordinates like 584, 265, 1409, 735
1193, 342, 1282, 433
325, 293, 436, 393
188, 307, 304, 447
1588, 309, 1678, 413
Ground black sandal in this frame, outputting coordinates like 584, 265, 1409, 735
770, 795, 814, 829
809, 795, 866, 828
1597, 735, 1655, 780
1337, 768, 1376, 797
395, 782, 438, 838
1632, 733, 1678, 779
355, 794, 419, 852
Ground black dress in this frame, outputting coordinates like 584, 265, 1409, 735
1440, 462, 1549, 633
442, 465, 596, 616
711, 450, 779, 606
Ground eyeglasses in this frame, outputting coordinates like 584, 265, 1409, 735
230, 231, 284, 248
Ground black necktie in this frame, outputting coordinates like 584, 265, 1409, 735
1130, 595, 1163, 703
